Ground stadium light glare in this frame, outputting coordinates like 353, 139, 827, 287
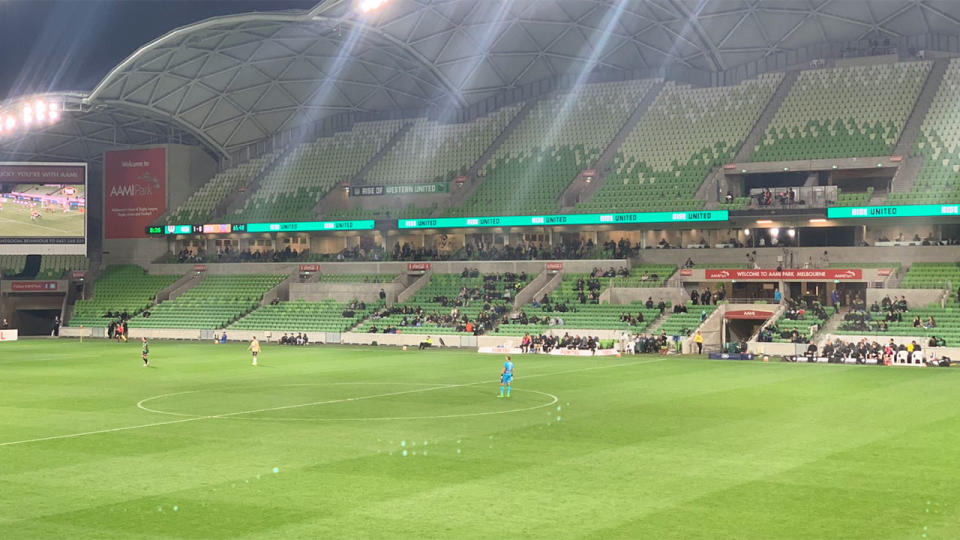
769, 227, 779, 237
22, 105, 32, 125
358, 0, 389, 13
787, 228, 796, 238
5, 116, 15, 131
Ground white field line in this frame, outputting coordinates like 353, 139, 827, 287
0, 357, 668, 448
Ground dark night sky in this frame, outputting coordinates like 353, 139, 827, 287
0, 0, 320, 99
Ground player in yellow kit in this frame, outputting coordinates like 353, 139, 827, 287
248, 336, 261, 366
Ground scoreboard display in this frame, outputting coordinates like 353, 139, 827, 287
0, 162, 87, 255
146, 220, 375, 235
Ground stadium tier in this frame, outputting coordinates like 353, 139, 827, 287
608, 264, 676, 287
36, 255, 87, 279
658, 305, 717, 338
0, 255, 26, 275
363, 106, 521, 185
899, 58, 960, 205
68, 266, 180, 327
899, 263, 960, 289
227, 119, 404, 222
317, 274, 397, 283
163, 151, 279, 224
231, 299, 382, 333
446, 79, 658, 216
834, 300, 960, 344
497, 273, 661, 336
834, 186, 874, 206
765, 305, 834, 343
131, 274, 287, 329
362, 272, 531, 335
578, 74, 780, 212
751, 61, 930, 162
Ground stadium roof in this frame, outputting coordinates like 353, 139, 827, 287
4, 0, 960, 163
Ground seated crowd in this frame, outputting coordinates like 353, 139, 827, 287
517, 332, 604, 354
838, 294, 910, 333
793, 338, 949, 366
278, 332, 310, 345
757, 299, 830, 343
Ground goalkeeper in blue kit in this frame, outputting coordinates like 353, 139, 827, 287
498, 356, 514, 398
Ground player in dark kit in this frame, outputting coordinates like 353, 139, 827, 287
141, 337, 150, 367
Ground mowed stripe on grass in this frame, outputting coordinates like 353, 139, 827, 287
1, 341, 958, 539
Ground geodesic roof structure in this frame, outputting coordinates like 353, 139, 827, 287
4, 0, 960, 163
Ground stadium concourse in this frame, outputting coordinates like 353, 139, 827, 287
9, 0, 960, 537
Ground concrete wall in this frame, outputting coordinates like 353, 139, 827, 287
102, 237, 171, 267
637, 246, 960, 268
748, 342, 808, 356
512, 271, 548, 308
607, 287, 688, 306
62, 327, 627, 347
146, 259, 629, 276
866, 288, 945, 307
165, 144, 218, 212
397, 272, 432, 303
289, 281, 405, 303
156, 273, 202, 302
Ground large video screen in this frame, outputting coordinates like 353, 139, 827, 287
0, 162, 87, 254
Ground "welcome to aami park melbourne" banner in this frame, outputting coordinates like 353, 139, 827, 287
104, 148, 166, 239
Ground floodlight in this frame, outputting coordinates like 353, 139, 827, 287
358, 0, 389, 13
769, 227, 779, 237
787, 229, 796, 238
22, 105, 32, 125
5, 116, 15, 130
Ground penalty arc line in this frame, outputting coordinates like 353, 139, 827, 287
0, 357, 668, 448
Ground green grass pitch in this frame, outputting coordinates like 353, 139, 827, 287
0, 202, 84, 237
2, 340, 959, 538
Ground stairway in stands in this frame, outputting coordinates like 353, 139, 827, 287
434, 99, 539, 216
886, 59, 949, 198
559, 80, 665, 209
731, 70, 799, 162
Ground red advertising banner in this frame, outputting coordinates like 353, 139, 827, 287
724, 309, 774, 320
11, 281, 58, 291
407, 263, 431, 271
704, 269, 863, 280
679, 269, 693, 276
0, 163, 85, 183
546, 262, 563, 271
104, 148, 166, 239
193, 264, 207, 272
299, 264, 320, 272
876, 269, 892, 277
71, 270, 86, 279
